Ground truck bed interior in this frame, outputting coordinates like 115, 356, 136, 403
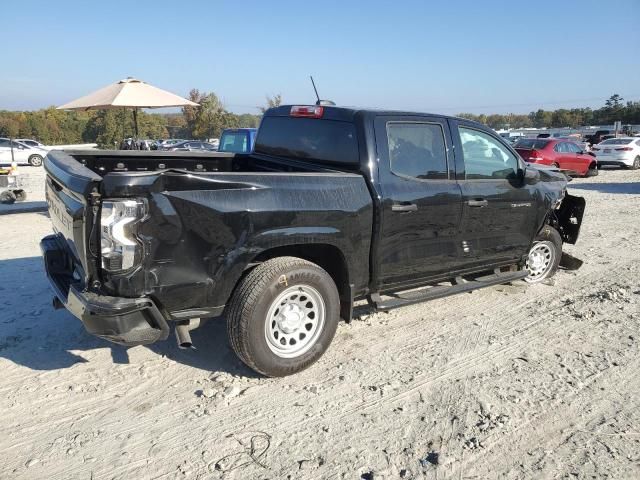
66, 150, 346, 176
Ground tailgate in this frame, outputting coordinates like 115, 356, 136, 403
44, 150, 102, 281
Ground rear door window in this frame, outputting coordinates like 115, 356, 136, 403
386, 122, 448, 180
459, 127, 519, 180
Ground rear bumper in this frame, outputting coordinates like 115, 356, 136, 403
40, 234, 169, 346
597, 157, 633, 167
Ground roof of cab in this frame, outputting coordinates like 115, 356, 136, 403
264, 104, 476, 124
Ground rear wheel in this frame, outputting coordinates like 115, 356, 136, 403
28, 155, 43, 167
226, 257, 340, 377
632, 156, 640, 170
525, 226, 562, 283
0, 190, 17, 204
13, 190, 27, 202
585, 163, 598, 177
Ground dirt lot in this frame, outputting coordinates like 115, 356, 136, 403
0, 168, 639, 480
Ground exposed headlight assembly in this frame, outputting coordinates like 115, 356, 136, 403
554, 189, 566, 209
100, 199, 146, 272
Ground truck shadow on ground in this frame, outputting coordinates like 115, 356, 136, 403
0, 256, 257, 377
570, 181, 640, 194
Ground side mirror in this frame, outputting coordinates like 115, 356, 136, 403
522, 166, 540, 185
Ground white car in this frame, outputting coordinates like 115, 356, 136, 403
0, 138, 47, 166
593, 137, 640, 169
16, 138, 49, 150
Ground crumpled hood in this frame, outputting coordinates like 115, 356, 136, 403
526, 162, 569, 183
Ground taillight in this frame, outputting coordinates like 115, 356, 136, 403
100, 199, 146, 272
529, 150, 543, 161
615, 147, 632, 151
290, 105, 324, 118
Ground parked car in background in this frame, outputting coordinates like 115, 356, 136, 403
157, 139, 185, 150
218, 128, 258, 153
16, 138, 48, 150
514, 138, 597, 177
592, 137, 640, 169
584, 130, 611, 146
0, 138, 47, 166
206, 138, 220, 150
166, 141, 217, 152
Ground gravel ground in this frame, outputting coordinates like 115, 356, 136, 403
0, 168, 638, 479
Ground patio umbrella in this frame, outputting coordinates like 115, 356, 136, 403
57, 77, 198, 140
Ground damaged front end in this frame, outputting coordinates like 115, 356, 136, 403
548, 192, 586, 271
551, 193, 586, 245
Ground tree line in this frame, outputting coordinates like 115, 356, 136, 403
0, 93, 637, 148
458, 94, 640, 130
0, 89, 273, 148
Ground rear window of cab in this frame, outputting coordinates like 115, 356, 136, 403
254, 117, 359, 165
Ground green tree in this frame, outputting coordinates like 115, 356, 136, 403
259, 94, 283, 114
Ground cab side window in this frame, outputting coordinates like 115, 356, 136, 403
459, 127, 519, 180
387, 122, 448, 180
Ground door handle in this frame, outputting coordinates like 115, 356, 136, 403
467, 199, 488, 207
391, 202, 418, 212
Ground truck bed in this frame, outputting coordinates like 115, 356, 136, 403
43, 149, 374, 319
64, 150, 345, 176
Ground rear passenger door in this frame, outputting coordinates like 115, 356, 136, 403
451, 121, 538, 267
375, 116, 464, 288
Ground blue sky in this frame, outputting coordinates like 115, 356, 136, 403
2, 0, 638, 114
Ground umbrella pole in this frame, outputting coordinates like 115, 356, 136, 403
122, 108, 126, 147
133, 108, 139, 139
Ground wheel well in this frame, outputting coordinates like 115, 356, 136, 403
251, 244, 351, 319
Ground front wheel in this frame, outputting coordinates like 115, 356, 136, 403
226, 257, 340, 377
525, 226, 562, 283
28, 155, 43, 167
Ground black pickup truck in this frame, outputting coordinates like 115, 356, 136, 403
41, 105, 585, 376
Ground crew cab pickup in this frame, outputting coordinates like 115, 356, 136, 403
41, 105, 585, 377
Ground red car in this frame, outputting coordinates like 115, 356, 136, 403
514, 138, 597, 177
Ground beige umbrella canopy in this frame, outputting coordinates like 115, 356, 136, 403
57, 77, 198, 138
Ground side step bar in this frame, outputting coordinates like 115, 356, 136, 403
367, 270, 528, 311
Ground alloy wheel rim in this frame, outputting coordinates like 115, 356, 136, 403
525, 241, 555, 281
264, 284, 325, 358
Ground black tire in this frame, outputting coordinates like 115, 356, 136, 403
0, 190, 17, 204
585, 164, 598, 177
632, 156, 640, 170
226, 256, 340, 377
14, 190, 27, 202
28, 155, 43, 167
525, 226, 562, 283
